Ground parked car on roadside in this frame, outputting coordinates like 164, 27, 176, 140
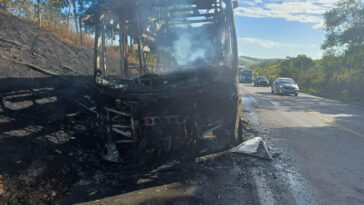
254, 76, 270, 87
271, 78, 299, 96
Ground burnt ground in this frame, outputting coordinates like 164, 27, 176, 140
0, 12, 121, 78
0, 75, 260, 205
0, 75, 95, 204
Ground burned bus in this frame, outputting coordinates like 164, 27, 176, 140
88, 0, 241, 162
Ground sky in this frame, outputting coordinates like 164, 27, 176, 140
234, 0, 339, 59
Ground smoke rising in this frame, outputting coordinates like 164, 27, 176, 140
172, 28, 215, 66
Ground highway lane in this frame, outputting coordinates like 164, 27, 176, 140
240, 84, 364, 205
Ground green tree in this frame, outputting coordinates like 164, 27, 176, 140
322, 0, 364, 53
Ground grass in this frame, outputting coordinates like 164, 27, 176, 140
43, 24, 94, 50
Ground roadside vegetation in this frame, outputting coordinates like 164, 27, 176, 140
252, 0, 364, 105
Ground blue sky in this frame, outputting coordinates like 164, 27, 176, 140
234, 0, 338, 59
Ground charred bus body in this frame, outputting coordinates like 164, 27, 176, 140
89, 0, 241, 162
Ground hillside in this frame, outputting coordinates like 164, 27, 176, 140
0, 12, 120, 78
239, 56, 280, 68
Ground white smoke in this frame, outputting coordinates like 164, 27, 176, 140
172, 30, 215, 66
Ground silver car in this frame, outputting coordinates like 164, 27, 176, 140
271, 78, 299, 96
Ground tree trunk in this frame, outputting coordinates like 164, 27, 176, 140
72, 0, 79, 33
111, 27, 114, 46
24, 0, 33, 21
119, 22, 125, 77
130, 37, 133, 54
67, 2, 71, 30
37, 0, 41, 27
80, 17, 83, 45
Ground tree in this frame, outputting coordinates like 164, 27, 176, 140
37, 0, 41, 27
72, 0, 78, 32
287, 55, 314, 71
322, 0, 364, 53
77, 0, 102, 32
0, 1, 8, 13
58, 0, 72, 29
23, 0, 35, 21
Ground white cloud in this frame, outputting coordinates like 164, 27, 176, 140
238, 37, 322, 59
239, 37, 300, 48
235, 0, 338, 29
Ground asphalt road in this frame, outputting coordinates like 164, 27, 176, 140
240, 84, 364, 205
